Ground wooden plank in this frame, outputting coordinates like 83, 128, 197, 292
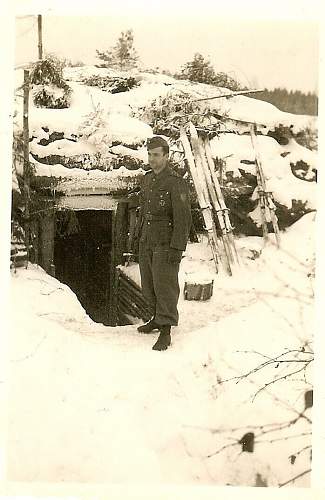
117, 269, 153, 322
108, 209, 118, 326
114, 202, 129, 265
38, 15, 43, 60
39, 210, 55, 275
56, 196, 119, 211
119, 280, 150, 311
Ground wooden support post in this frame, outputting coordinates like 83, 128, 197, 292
115, 202, 128, 265
23, 70, 30, 268
40, 209, 55, 274
38, 15, 43, 60
108, 209, 118, 326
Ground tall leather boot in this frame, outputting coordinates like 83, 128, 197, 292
152, 326, 171, 351
137, 317, 159, 334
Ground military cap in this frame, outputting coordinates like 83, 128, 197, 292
146, 136, 169, 152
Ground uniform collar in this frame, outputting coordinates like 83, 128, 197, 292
152, 164, 170, 178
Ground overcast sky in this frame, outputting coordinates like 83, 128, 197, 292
15, 11, 319, 93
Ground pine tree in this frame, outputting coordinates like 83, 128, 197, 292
177, 53, 216, 84
96, 29, 139, 71
176, 53, 243, 90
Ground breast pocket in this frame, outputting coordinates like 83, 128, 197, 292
154, 188, 171, 213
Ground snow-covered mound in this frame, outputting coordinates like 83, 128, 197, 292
7, 214, 314, 485
210, 133, 316, 212
13, 66, 317, 206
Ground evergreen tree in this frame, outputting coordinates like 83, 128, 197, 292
30, 54, 72, 109
176, 53, 244, 90
96, 29, 139, 71
177, 53, 216, 84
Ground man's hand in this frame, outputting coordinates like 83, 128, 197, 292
168, 248, 183, 264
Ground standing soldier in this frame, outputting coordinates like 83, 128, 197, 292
136, 136, 192, 351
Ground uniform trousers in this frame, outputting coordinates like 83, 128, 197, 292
139, 242, 180, 326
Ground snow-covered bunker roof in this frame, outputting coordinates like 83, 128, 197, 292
13, 66, 317, 207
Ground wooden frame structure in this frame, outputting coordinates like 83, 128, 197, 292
29, 192, 141, 326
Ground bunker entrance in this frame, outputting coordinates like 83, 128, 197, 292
54, 210, 113, 325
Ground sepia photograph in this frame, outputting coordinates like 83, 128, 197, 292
1, 0, 323, 494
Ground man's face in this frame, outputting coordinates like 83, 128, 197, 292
148, 146, 168, 173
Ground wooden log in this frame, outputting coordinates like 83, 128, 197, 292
39, 210, 55, 275
118, 279, 151, 315
118, 294, 142, 319
119, 273, 143, 295
119, 276, 150, 309
117, 270, 154, 321
11, 253, 27, 263
38, 15, 43, 60
119, 291, 150, 318
118, 290, 152, 321
119, 275, 152, 312
118, 286, 145, 315
10, 259, 27, 269
118, 298, 138, 318
191, 88, 264, 102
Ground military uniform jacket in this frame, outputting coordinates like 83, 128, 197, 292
137, 165, 192, 251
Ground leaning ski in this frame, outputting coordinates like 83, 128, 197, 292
250, 124, 280, 247
202, 135, 240, 266
180, 126, 221, 271
188, 123, 233, 275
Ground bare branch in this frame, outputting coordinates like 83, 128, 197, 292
279, 468, 311, 487
252, 363, 312, 401
256, 430, 311, 444
220, 357, 312, 424
290, 444, 312, 459
219, 348, 313, 385
206, 439, 240, 458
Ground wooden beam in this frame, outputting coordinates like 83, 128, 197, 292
191, 88, 264, 103
40, 208, 55, 275
114, 202, 129, 265
108, 210, 118, 326
38, 15, 43, 60
23, 70, 30, 268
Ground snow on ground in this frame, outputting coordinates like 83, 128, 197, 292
7, 213, 314, 485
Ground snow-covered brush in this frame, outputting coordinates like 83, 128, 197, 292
30, 54, 72, 109
136, 89, 228, 138
82, 74, 139, 94
78, 104, 113, 155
